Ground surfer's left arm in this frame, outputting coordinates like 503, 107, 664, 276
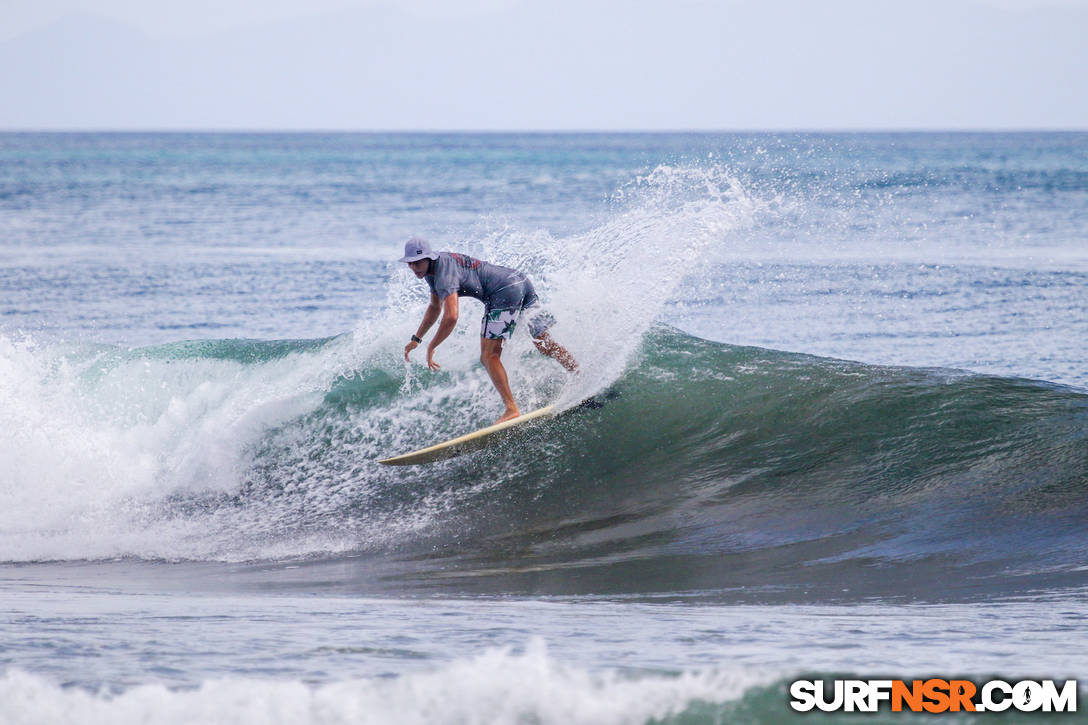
426, 294, 459, 371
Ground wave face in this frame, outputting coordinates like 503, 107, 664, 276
3, 323, 1086, 601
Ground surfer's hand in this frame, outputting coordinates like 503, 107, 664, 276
426, 346, 441, 371
404, 340, 419, 361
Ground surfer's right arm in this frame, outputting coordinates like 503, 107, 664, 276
425, 294, 459, 371
404, 293, 442, 361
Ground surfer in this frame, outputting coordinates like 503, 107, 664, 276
399, 238, 578, 424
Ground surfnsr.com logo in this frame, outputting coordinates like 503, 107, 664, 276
790, 679, 1078, 713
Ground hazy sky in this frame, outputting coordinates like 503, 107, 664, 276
2, 0, 1086, 130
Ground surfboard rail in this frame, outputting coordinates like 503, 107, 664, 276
378, 405, 556, 466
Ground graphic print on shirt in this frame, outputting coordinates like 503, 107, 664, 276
449, 253, 482, 270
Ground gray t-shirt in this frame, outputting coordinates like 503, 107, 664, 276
425, 252, 534, 310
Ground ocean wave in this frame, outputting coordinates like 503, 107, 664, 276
0, 643, 775, 725
1, 160, 1085, 599
6, 646, 1078, 725
2, 325, 1086, 601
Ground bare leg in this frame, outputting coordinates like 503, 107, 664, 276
532, 331, 579, 372
480, 337, 521, 423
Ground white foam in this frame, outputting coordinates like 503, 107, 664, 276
0, 333, 359, 562
0, 642, 772, 725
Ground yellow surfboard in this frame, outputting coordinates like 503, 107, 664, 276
378, 405, 556, 466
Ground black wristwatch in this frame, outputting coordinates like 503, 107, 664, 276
411, 334, 423, 344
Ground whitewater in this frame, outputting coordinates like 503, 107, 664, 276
1, 132, 1086, 724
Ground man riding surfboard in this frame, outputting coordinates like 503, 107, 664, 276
400, 238, 578, 424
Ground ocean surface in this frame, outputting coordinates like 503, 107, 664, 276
1, 131, 1087, 723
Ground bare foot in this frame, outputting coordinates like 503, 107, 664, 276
494, 408, 521, 425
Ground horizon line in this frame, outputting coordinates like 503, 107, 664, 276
2, 127, 1086, 134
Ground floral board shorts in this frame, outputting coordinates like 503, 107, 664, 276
481, 304, 556, 341
479, 277, 556, 341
